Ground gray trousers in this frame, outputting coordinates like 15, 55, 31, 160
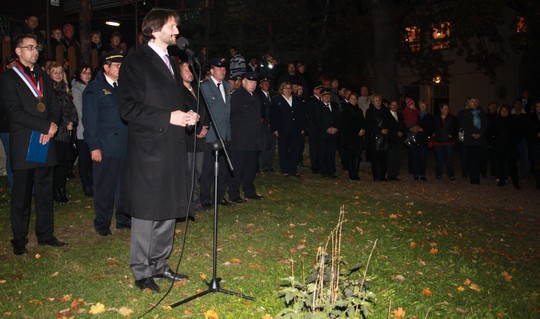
130, 217, 176, 280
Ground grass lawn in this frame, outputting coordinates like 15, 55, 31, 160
0, 168, 538, 318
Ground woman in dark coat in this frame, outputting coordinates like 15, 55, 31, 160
270, 81, 306, 177
365, 94, 390, 181
47, 62, 78, 203
462, 97, 488, 184
432, 103, 458, 181
341, 93, 366, 180
180, 61, 210, 211
408, 100, 434, 181
492, 105, 520, 189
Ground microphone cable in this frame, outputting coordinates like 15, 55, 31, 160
137, 57, 203, 319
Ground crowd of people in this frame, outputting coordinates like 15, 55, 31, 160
1, 10, 539, 293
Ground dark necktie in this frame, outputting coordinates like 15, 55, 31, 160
217, 82, 225, 102
113, 82, 118, 89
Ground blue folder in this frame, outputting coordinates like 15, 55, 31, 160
26, 131, 49, 163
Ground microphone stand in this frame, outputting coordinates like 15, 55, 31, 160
171, 57, 254, 308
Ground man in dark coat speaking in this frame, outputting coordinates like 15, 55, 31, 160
119, 9, 199, 292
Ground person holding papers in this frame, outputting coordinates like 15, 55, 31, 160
0, 34, 66, 255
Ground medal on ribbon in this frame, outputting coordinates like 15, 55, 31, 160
12, 62, 46, 112
36, 97, 46, 113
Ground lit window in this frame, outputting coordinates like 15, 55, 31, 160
405, 26, 421, 52
432, 22, 451, 50
516, 16, 527, 33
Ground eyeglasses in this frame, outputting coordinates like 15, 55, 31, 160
19, 45, 39, 51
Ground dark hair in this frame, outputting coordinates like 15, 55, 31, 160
25, 13, 38, 20
111, 31, 122, 39
141, 9, 178, 44
73, 64, 92, 83
13, 33, 38, 49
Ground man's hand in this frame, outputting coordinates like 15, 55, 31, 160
359, 129, 366, 137
39, 133, 50, 145
170, 110, 198, 127
91, 149, 102, 162
273, 130, 279, 138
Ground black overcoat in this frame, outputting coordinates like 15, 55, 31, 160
0, 65, 60, 170
118, 44, 191, 220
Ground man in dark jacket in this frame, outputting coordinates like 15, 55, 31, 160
257, 77, 276, 172
316, 88, 341, 178
83, 49, 130, 237
228, 72, 264, 202
0, 34, 66, 255
119, 9, 197, 292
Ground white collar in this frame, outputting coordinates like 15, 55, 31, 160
148, 41, 169, 58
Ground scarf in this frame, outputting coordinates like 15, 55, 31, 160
471, 109, 481, 129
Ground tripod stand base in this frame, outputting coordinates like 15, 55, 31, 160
171, 277, 255, 308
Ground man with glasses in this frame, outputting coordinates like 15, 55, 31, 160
0, 34, 66, 255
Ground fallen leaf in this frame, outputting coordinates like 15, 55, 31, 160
389, 214, 398, 219
410, 242, 416, 249
0, 280, 6, 285
463, 279, 472, 286
89, 303, 105, 315
261, 314, 273, 319
29, 299, 43, 305
70, 298, 84, 311
496, 312, 505, 318
422, 288, 432, 297
58, 295, 72, 302
200, 273, 208, 280
162, 305, 172, 310
455, 307, 470, 313
457, 286, 465, 292
429, 247, 438, 255
184, 308, 193, 315
393, 307, 406, 319
205, 309, 219, 319
117, 307, 133, 316
469, 283, 481, 292
393, 275, 405, 282
230, 258, 241, 263
35, 253, 41, 259
501, 271, 513, 282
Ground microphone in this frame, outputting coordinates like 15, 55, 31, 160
176, 36, 197, 65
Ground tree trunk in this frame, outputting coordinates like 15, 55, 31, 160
79, 0, 92, 66
371, 0, 399, 101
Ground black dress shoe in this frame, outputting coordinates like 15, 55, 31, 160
11, 239, 28, 255
135, 277, 160, 292
246, 194, 264, 200
218, 199, 233, 206
230, 197, 246, 203
96, 228, 112, 237
154, 268, 189, 282
38, 236, 67, 247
